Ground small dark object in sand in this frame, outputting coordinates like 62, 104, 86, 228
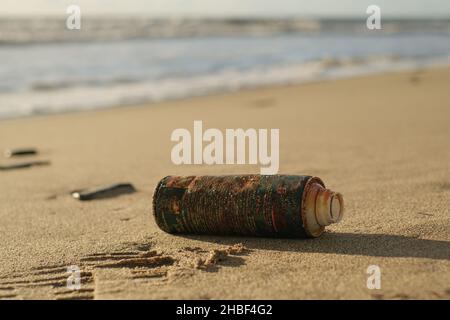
4, 148, 38, 158
72, 183, 136, 201
0, 160, 50, 171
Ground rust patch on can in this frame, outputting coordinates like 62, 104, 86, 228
153, 175, 344, 238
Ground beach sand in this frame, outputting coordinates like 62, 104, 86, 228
0, 67, 449, 300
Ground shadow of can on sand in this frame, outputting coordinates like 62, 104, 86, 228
181, 232, 450, 261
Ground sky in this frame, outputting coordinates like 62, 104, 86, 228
2, 0, 450, 18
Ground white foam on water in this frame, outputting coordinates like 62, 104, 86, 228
1, 55, 448, 119
1, 20, 450, 120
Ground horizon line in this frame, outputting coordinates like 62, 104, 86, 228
1, 13, 450, 20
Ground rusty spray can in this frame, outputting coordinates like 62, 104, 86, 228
152, 175, 344, 238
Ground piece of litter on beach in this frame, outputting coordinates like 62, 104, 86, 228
0, 160, 50, 171
4, 148, 38, 158
153, 175, 344, 238
71, 183, 136, 201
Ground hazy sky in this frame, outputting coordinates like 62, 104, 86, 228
2, 0, 449, 18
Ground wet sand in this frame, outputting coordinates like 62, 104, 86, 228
0, 67, 449, 299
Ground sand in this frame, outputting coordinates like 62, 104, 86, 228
0, 67, 449, 300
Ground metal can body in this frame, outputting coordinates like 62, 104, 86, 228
153, 175, 344, 238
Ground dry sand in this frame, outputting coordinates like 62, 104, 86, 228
0, 67, 449, 300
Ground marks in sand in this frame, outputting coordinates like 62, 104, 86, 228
0, 241, 249, 299
0, 265, 95, 300
190, 243, 248, 271
0, 286, 17, 300
250, 97, 277, 108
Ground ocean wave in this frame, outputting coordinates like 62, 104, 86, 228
20, 55, 402, 93
30, 77, 140, 92
1, 55, 448, 120
1, 17, 450, 45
